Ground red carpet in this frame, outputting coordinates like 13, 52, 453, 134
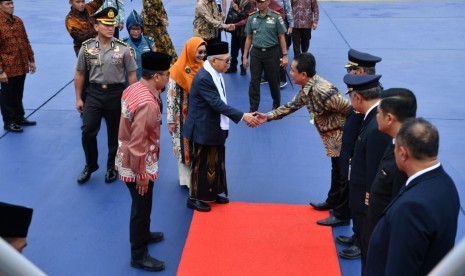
177, 202, 341, 276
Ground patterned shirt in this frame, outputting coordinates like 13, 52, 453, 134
65, 0, 103, 55
193, 0, 227, 40
267, 74, 351, 157
292, 0, 319, 29
0, 13, 34, 77
116, 79, 162, 182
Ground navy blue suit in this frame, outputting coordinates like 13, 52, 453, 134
366, 165, 460, 276
349, 106, 391, 268
182, 68, 243, 146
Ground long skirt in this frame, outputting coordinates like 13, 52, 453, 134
190, 143, 228, 201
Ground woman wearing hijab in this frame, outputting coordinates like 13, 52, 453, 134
166, 37, 207, 188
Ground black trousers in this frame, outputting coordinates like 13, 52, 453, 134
291, 28, 312, 56
81, 83, 124, 171
0, 74, 26, 126
126, 181, 154, 260
230, 33, 246, 69
249, 46, 281, 111
325, 157, 345, 208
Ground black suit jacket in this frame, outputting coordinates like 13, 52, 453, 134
366, 165, 460, 276
349, 106, 391, 214
366, 143, 407, 245
182, 68, 243, 146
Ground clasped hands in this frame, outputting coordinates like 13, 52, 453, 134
225, 24, 235, 31
242, 112, 268, 128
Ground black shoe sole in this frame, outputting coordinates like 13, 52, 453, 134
336, 238, 355, 246
338, 253, 361, 260
317, 220, 350, 227
131, 262, 165, 271
186, 201, 211, 212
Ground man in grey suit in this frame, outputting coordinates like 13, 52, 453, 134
366, 118, 460, 275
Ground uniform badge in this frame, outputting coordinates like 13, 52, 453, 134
185, 66, 191, 74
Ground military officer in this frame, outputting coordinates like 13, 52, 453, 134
242, 0, 288, 112
74, 6, 138, 184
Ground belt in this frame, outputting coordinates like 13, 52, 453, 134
254, 45, 278, 52
90, 83, 124, 89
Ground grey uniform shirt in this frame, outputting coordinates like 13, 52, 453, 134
76, 37, 138, 84
245, 9, 287, 48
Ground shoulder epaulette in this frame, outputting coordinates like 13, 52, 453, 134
114, 38, 129, 47
82, 37, 96, 45
272, 10, 280, 15
249, 11, 258, 16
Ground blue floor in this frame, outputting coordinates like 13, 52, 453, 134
1, 0, 464, 275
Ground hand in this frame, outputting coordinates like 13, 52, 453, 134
242, 56, 249, 69
29, 62, 36, 74
253, 112, 268, 125
280, 55, 288, 68
136, 177, 150, 196
227, 24, 235, 31
312, 22, 318, 30
168, 123, 176, 134
243, 113, 260, 128
151, 43, 157, 52
76, 99, 84, 113
287, 27, 293, 35
118, 23, 124, 31
0, 71, 8, 83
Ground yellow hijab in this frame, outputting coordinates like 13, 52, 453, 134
169, 37, 206, 93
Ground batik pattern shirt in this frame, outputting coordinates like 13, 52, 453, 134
0, 13, 34, 77
65, 0, 103, 55
292, 0, 319, 28
193, 0, 227, 40
116, 79, 162, 182
267, 74, 351, 157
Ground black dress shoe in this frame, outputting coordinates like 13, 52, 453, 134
131, 254, 165, 271
336, 235, 356, 246
317, 215, 350, 227
17, 118, 36, 126
215, 195, 229, 204
240, 66, 246, 75
4, 123, 23, 133
148, 232, 164, 243
77, 166, 97, 184
338, 245, 361, 260
309, 201, 332, 211
225, 67, 237, 74
105, 168, 118, 183
187, 198, 211, 212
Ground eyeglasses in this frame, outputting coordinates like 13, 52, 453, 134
347, 67, 359, 73
215, 57, 232, 63
197, 50, 207, 55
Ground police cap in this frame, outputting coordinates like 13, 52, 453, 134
92, 6, 118, 26
344, 74, 382, 94
345, 49, 382, 68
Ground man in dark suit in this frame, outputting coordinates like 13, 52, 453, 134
182, 42, 259, 212
343, 74, 391, 270
366, 118, 460, 275
364, 88, 417, 267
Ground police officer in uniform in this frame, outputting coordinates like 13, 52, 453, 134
74, 6, 138, 184
242, 0, 288, 112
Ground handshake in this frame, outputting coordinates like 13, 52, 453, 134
243, 112, 268, 128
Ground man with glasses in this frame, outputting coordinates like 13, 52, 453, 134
74, 6, 137, 184
182, 42, 260, 212
242, 0, 288, 112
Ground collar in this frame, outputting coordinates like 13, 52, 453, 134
140, 78, 160, 102
405, 162, 441, 186
364, 101, 380, 120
